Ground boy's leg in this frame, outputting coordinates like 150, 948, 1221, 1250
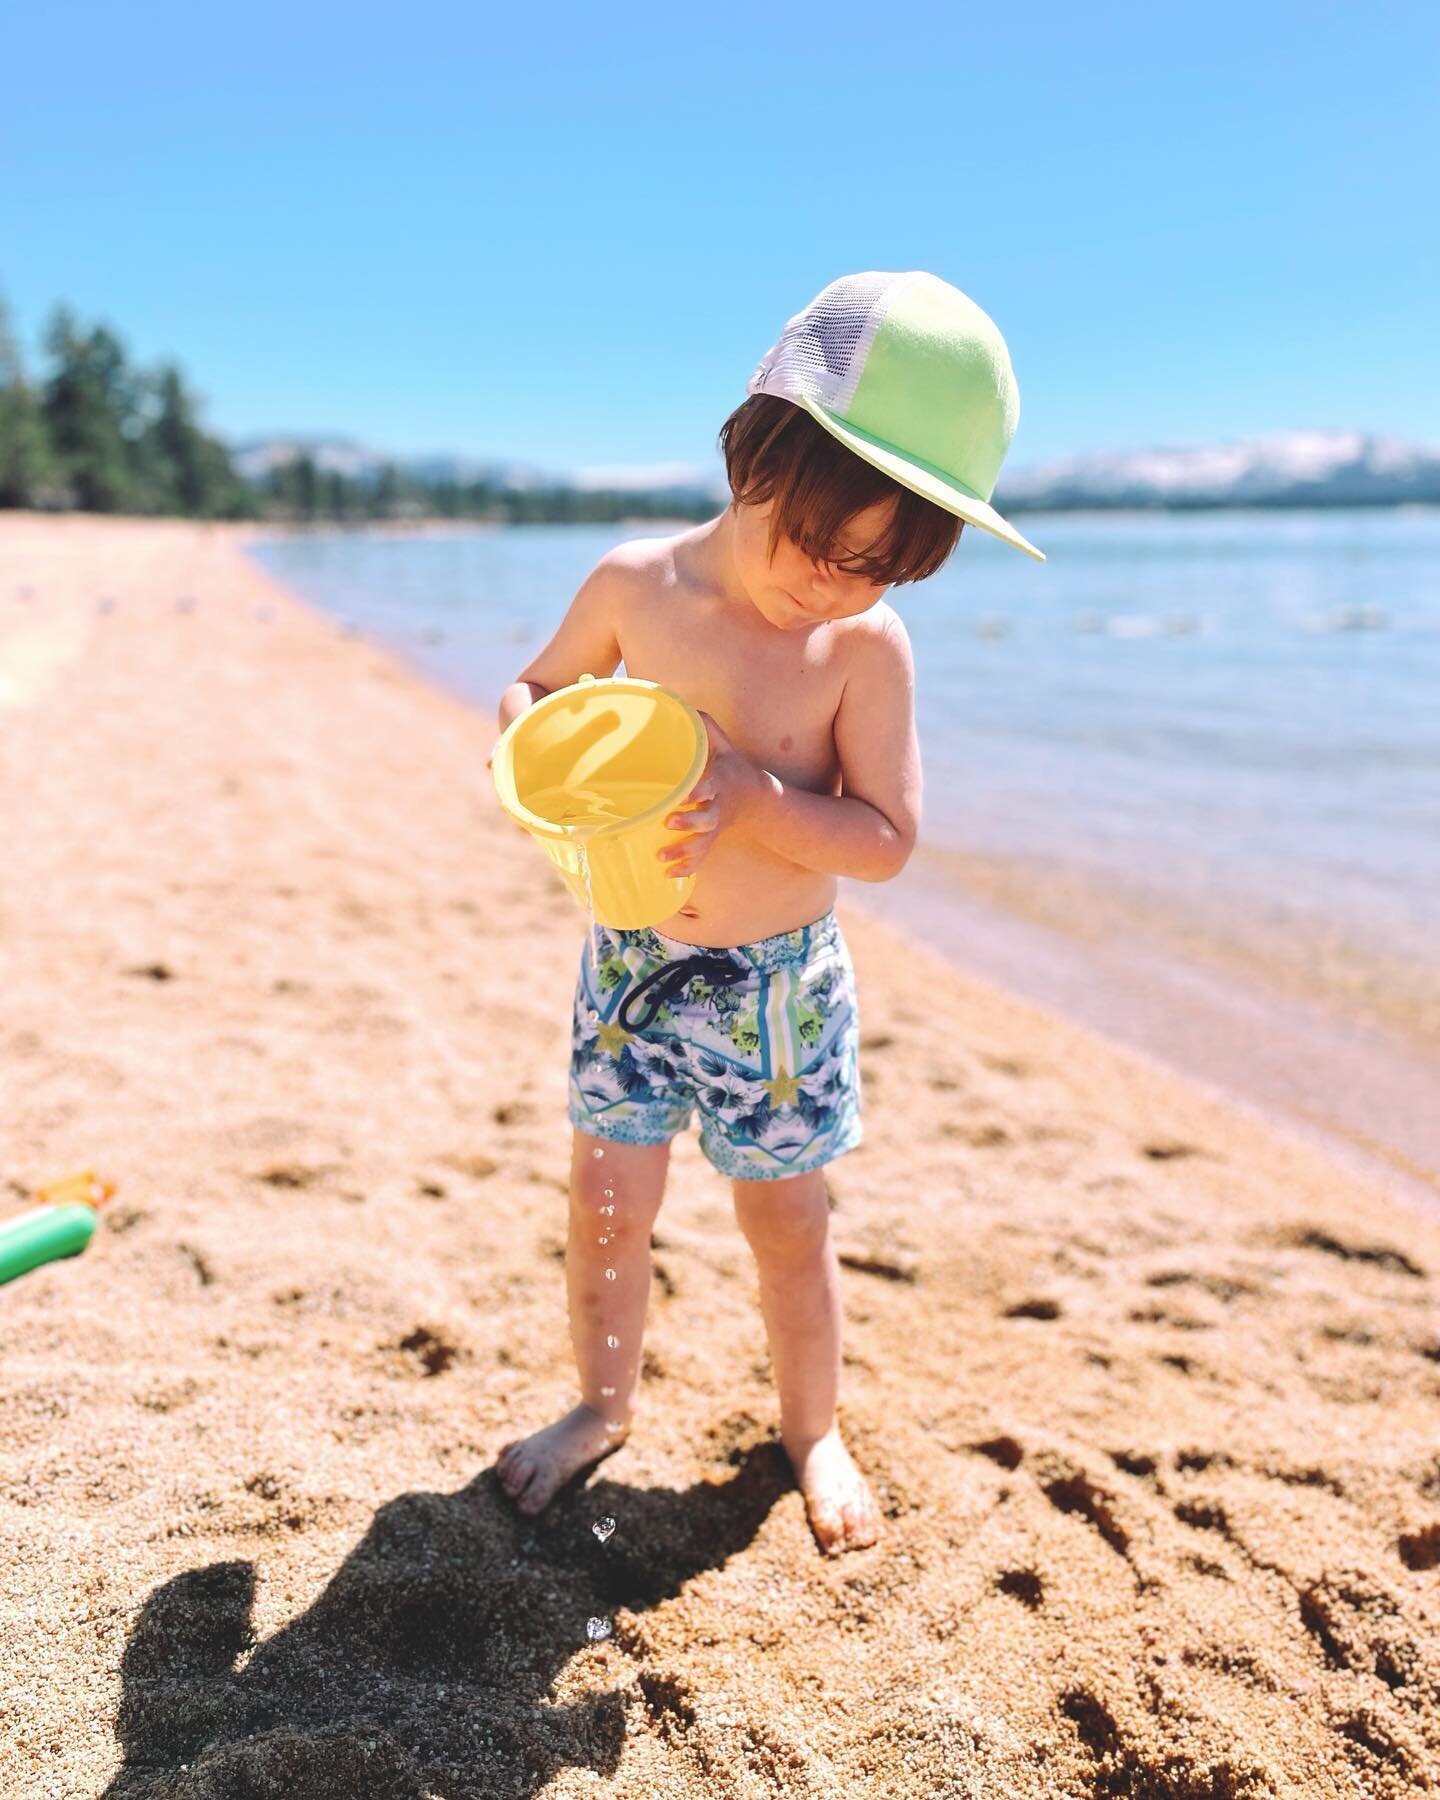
497, 1130, 670, 1515
732, 1168, 880, 1555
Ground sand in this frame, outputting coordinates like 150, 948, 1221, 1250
3, 513, 1439, 1800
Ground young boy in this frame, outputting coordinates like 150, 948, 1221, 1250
494, 272, 1043, 1556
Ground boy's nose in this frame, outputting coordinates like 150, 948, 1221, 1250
805, 570, 842, 606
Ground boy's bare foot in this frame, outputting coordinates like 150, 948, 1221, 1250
785, 1426, 881, 1556
496, 1403, 629, 1515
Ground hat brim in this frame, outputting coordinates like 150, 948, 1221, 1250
796, 395, 1046, 563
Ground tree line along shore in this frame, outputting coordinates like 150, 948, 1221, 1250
0, 294, 715, 529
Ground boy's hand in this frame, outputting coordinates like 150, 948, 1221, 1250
657, 711, 768, 878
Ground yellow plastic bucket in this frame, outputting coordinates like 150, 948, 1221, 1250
491, 673, 708, 929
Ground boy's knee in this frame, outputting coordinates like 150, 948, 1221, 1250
571, 1148, 666, 1231
733, 1175, 831, 1262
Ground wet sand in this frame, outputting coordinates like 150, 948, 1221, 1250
847, 847, 1440, 1209
4, 514, 1440, 1799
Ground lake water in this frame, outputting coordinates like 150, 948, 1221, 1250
248, 509, 1440, 1195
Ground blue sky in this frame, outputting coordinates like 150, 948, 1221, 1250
3, 2, 1436, 481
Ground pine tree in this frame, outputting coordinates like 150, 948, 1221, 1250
321, 468, 349, 519
147, 363, 213, 514
0, 295, 55, 509
292, 452, 319, 520
372, 461, 401, 519
40, 308, 137, 511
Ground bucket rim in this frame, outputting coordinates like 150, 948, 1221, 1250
491, 673, 709, 841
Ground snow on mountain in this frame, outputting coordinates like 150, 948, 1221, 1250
229, 438, 542, 490
999, 431, 1440, 509
229, 437, 390, 483
571, 460, 728, 497
229, 429, 1440, 510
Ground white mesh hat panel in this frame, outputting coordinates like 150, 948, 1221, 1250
747, 272, 903, 416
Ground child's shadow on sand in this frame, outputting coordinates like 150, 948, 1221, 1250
103, 1443, 791, 1798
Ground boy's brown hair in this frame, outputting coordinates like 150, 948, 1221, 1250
718, 393, 962, 586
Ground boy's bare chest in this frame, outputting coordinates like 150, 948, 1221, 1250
618, 590, 850, 787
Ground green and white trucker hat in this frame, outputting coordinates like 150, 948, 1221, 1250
747, 271, 1044, 562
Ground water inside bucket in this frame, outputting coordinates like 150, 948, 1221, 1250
526, 780, 673, 829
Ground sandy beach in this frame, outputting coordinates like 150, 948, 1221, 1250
5, 514, 1440, 1798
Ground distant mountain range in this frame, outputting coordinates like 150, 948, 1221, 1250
228, 436, 727, 500
997, 431, 1440, 512
230, 430, 1440, 511
228, 436, 546, 491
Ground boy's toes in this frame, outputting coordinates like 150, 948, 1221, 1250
812, 1499, 879, 1556
497, 1450, 529, 1496
809, 1501, 846, 1554
841, 1497, 881, 1552
517, 1481, 549, 1516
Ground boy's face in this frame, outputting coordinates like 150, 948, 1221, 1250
731, 496, 897, 631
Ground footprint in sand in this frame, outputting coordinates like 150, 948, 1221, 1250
386, 1327, 460, 1378
253, 1165, 330, 1190
1146, 1268, 1255, 1304
1397, 1523, 1440, 1571
1128, 1303, 1212, 1331
836, 1248, 918, 1284
1290, 1226, 1424, 1279
996, 1568, 1044, 1608
442, 1153, 500, 1180
125, 962, 175, 982
1004, 1297, 1062, 1320
970, 1434, 1024, 1471
1038, 1462, 1131, 1560
176, 1243, 215, 1287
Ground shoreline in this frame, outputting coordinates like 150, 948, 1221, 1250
845, 850, 1440, 1215
7, 514, 1440, 1797
239, 521, 1439, 1210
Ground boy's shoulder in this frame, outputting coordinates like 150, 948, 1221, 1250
845, 596, 912, 661
589, 531, 683, 588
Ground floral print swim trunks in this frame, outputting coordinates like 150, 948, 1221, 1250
568, 910, 862, 1180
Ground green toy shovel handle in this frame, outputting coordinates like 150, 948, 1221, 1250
0, 1203, 99, 1286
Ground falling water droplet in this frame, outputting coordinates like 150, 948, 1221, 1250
600, 1384, 616, 1397
598, 1235, 610, 1245
592, 1147, 605, 1159
604, 1419, 625, 1434
592, 1516, 617, 1544
602, 1204, 615, 1216
604, 1268, 617, 1281
603, 1187, 614, 1198
607, 1334, 620, 1349
586, 1616, 613, 1642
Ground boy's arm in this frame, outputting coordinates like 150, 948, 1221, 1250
495, 551, 627, 736
761, 609, 920, 881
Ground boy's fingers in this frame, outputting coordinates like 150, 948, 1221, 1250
659, 827, 714, 864
666, 791, 715, 829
